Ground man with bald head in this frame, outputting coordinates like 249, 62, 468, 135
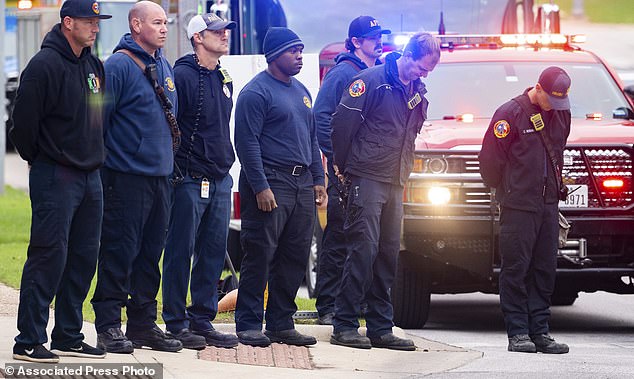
91, 0, 182, 354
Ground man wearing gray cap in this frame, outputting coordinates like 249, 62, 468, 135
9, 0, 111, 363
162, 13, 239, 350
480, 66, 572, 354
234, 27, 326, 347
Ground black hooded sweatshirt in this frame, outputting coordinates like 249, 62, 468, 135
10, 24, 105, 170
173, 53, 235, 178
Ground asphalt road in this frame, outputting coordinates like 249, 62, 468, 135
405, 291, 634, 378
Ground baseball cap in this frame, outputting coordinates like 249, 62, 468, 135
187, 13, 237, 39
348, 15, 391, 38
60, 0, 112, 19
538, 66, 571, 111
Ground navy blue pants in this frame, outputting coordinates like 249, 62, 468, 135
235, 167, 315, 332
315, 162, 347, 317
162, 173, 232, 333
333, 175, 402, 338
498, 203, 559, 337
15, 161, 102, 348
91, 168, 170, 334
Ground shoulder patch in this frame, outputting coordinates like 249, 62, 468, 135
349, 79, 366, 97
165, 77, 175, 92
493, 120, 510, 138
303, 96, 312, 108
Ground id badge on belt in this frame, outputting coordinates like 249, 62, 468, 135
201, 178, 210, 199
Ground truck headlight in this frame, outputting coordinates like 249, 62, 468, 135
428, 186, 451, 205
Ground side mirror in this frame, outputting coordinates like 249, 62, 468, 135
613, 106, 634, 120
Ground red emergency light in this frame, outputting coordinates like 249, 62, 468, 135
602, 179, 625, 189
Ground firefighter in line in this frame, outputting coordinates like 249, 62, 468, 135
479, 66, 571, 354
313, 15, 391, 326
161, 13, 239, 350
10, 0, 112, 363
233, 27, 326, 347
330, 32, 440, 350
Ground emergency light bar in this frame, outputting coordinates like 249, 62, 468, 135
437, 34, 585, 50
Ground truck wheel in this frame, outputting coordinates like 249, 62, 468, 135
305, 219, 323, 299
551, 291, 578, 306
392, 251, 431, 329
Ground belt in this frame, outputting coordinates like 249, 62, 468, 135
268, 165, 307, 176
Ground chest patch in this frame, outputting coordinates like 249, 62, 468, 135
493, 120, 510, 139
303, 96, 312, 108
349, 79, 366, 97
87, 73, 101, 94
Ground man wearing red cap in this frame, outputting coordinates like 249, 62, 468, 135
480, 66, 572, 354
9, 0, 111, 363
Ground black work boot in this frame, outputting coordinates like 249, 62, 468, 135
265, 329, 317, 346
97, 327, 134, 354
508, 334, 537, 353
166, 328, 207, 350
530, 334, 569, 354
237, 330, 271, 347
127, 325, 183, 352
330, 330, 371, 349
194, 328, 239, 348
369, 333, 416, 351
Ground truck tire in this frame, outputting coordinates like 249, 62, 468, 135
392, 251, 431, 329
305, 219, 323, 299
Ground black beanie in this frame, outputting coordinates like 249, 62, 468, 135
263, 27, 304, 63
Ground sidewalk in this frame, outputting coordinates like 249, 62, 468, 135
0, 283, 480, 378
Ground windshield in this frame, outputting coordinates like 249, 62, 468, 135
424, 61, 631, 120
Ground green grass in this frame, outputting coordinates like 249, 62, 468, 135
0, 187, 30, 289
538, 0, 634, 23
0, 186, 321, 325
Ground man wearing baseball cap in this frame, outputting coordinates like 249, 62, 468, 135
9, 0, 111, 363
313, 15, 390, 326
161, 12, 239, 350
480, 66, 572, 354
234, 27, 326, 347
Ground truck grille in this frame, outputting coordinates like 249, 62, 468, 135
405, 145, 634, 211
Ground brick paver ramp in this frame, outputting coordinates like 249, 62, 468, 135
199, 344, 313, 369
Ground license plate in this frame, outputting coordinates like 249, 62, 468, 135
559, 185, 588, 208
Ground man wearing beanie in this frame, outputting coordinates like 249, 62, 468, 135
313, 15, 390, 326
480, 67, 571, 354
330, 32, 440, 351
234, 27, 327, 347
9, 0, 111, 363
